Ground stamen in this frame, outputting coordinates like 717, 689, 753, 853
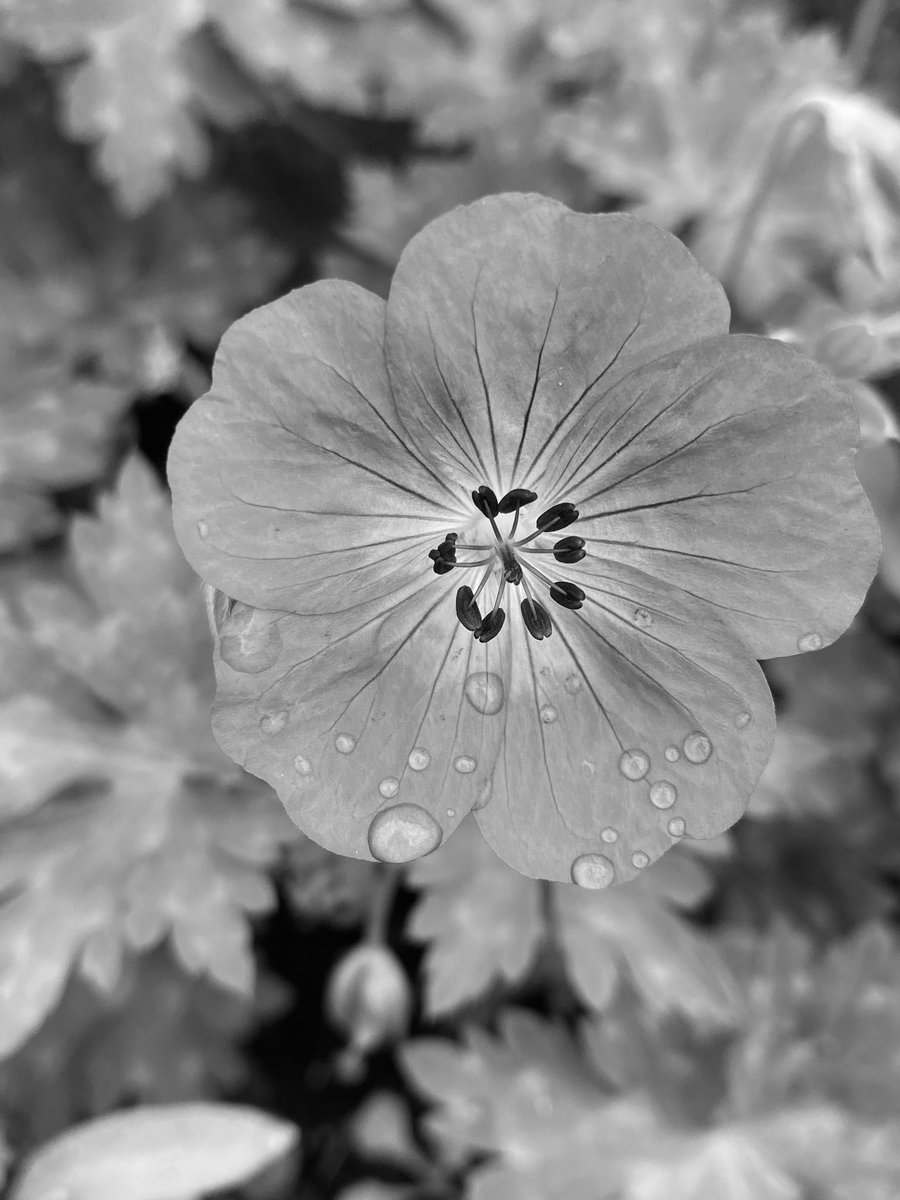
549, 580, 585, 610
552, 536, 586, 563
536, 502, 579, 532
471, 485, 500, 519
474, 609, 506, 642
455, 585, 482, 631
520, 596, 552, 639
497, 488, 538, 513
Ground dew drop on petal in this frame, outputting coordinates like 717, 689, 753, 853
633, 607, 653, 628
735, 711, 752, 729
197, 519, 209, 538
683, 732, 712, 764
564, 674, 583, 694
408, 746, 431, 771
454, 755, 477, 774
600, 826, 619, 844
631, 850, 650, 869
219, 604, 282, 674
464, 671, 505, 715
293, 754, 313, 777
368, 803, 443, 863
539, 704, 558, 724
797, 632, 823, 652
259, 710, 288, 735
335, 733, 356, 754
571, 853, 615, 889
664, 745, 680, 763
378, 777, 400, 799
649, 781, 677, 809
667, 816, 686, 838
618, 748, 650, 781
446, 808, 456, 818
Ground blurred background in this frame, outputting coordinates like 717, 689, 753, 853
2, 0, 900, 1197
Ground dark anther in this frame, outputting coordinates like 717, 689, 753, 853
474, 609, 506, 642
455, 585, 482, 631
503, 560, 523, 585
552, 536, 586, 563
471, 485, 500, 518
549, 581, 585, 610
497, 488, 538, 513
521, 598, 552, 640
431, 558, 455, 575
536, 502, 579, 532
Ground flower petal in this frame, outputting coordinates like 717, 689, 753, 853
384, 194, 730, 493
168, 280, 464, 614
474, 559, 776, 884
540, 333, 878, 658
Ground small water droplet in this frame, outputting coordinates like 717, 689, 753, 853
539, 704, 558, 724
408, 746, 431, 771
464, 671, 505, 715
293, 754, 312, 777
618, 748, 650, 780
683, 731, 712, 764
571, 853, 615, 889
335, 733, 356, 754
454, 755, 477, 774
219, 603, 282, 674
664, 745, 680, 763
633, 606, 653, 628
735, 711, 752, 729
798, 632, 823, 652
259, 710, 288, 734
631, 850, 650, 869
564, 674, 583, 694
473, 779, 492, 809
600, 826, 619, 844
368, 804, 443, 863
649, 780, 677, 809
446, 807, 456, 818
667, 816, 686, 838
197, 519, 209, 538
378, 777, 400, 799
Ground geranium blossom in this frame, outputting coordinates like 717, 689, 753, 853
167, 193, 877, 885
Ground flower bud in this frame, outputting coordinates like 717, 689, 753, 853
325, 945, 411, 1062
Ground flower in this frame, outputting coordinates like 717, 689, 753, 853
167, 193, 878, 886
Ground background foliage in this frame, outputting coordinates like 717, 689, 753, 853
2, 0, 900, 1196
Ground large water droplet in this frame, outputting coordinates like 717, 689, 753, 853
259, 710, 288, 735
335, 733, 356, 755
454, 755, 477, 774
564, 674, 583, 694
571, 853, 615, 889
618, 748, 650, 781
294, 754, 312, 777
797, 632, 823, 652
378, 777, 400, 799
539, 704, 558, 724
735, 711, 752, 729
197, 519, 209, 539
219, 603, 282, 674
464, 671, 505, 715
683, 731, 712, 764
649, 780, 677, 809
633, 607, 653, 628
667, 816, 686, 838
600, 826, 619, 844
631, 850, 650, 869
408, 746, 431, 771
664, 745, 680, 763
368, 804, 443, 863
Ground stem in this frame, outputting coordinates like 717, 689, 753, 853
364, 864, 402, 945
847, 0, 889, 82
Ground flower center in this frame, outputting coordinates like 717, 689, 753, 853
426, 484, 587, 642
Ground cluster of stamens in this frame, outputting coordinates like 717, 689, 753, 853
427, 485, 587, 642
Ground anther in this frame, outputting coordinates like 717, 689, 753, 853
474, 609, 506, 642
549, 581, 585, 610
455, 585, 482, 631
497, 488, 538, 514
552, 536, 586, 563
471, 485, 500, 518
521, 597, 552, 640
536, 502, 579, 532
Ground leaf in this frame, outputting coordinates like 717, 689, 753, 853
9, 1103, 299, 1200
0, 455, 295, 1058
406, 817, 543, 1015
349, 1092, 431, 1176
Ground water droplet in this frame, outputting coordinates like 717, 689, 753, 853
408, 746, 431, 771
667, 816, 686, 838
600, 826, 619, 843
649, 780, 677, 809
664, 745, 680, 763
259, 710, 288, 735
618, 748, 650, 781
464, 671, 505, 715
631, 850, 650, 869
564, 674, 583, 694
539, 704, 558, 724
446, 808, 456, 818
197, 519, 209, 538
335, 733, 356, 755
454, 755, 477, 774
219, 603, 282, 674
798, 632, 823, 652
368, 804, 443, 863
735, 711, 752, 729
473, 779, 492, 809
683, 731, 712, 764
293, 754, 312, 777
378, 777, 400, 799
633, 606, 653, 628
571, 853, 615, 889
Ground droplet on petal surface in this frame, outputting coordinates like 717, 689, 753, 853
600, 827, 619, 843
571, 853, 615, 889
618, 748, 650, 780
667, 816, 686, 838
664, 745, 680, 763
797, 632, 823, 652
293, 754, 312, 777
633, 607, 653, 628
219, 604, 282, 675
564, 674, 582, 694
735, 711, 752, 729
408, 747, 431, 771
539, 704, 558, 724
649, 781, 677, 809
683, 732, 712, 764
259, 710, 289, 735
335, 733, 356, 754
368, 804, 443, 863
464, 671, 505, 715
631, 851, 650, 869
454, 755, 477, 774
378, 777, 400, 799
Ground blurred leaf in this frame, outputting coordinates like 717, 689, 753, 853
349, 1091, 431, 1176
284, 834, 381, 928
9, 1102, 299, 1200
